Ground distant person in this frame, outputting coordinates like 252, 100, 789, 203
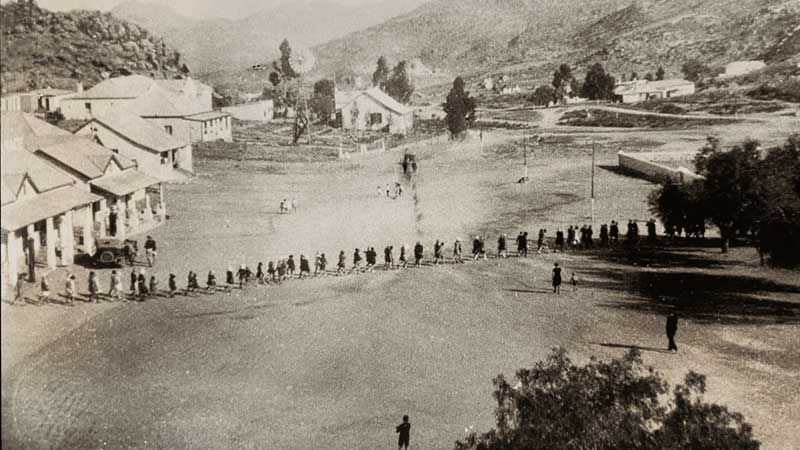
537, 229, 546, 252
600, 224, 609, 247
267, 261, 276, 283
453, 238, 463, 263
609, 220, 619, 245
414, 241, 424, 266
520, 232, 529, 257
65, 274, 77, 304
207, 271, 217, 291
396, 415, 411, 450
666, 312, 679, 353
287, 255, 296, 278
337, 250, 347, 274
109, 270, 122, 301
280, 199, 286, 213
353, 248, 363, 271
647, 219, 658, 242
39, 274, 51, 303
555, 230, 565, 252
168, 273, 178, 297
319, 253, 327, 274
552, 263, 562, 294
571, 272, 577, 292
149, 275, 158, 297
226, 267, 235, 286
88, 271, 100, 303
314, 253, 322, 275
256, 263, 265, 283
434, 240, 443, 264
299, 254, 311, 278
130, 269, 138, 296
399, 245, 408, 268
497, 234, 507, 258
384, 246, 394, 269
138, 270, 148, 300
144, 235, 157, 266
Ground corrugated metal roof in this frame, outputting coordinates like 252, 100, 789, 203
90, 109, 187, 153
33, 136, 136, 179
0, 143, 75, 193
91, 169, 160, 196
1, 185, 102, 232
184, 110, 229, 122
364, 87, 413, 115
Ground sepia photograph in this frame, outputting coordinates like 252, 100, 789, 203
1, 0, 798, 448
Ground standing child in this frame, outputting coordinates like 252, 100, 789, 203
396, 415, 411, 450
65, 274, 77, 304
287, 255, 296, 278
149, 275, 158, 297
40, 275, 51, 303
109, 270, 121, 301
552, 263, 562, 294
337, 251, 347, 275
399, 245, 407, 268
299, 255, 311, 278
571, 272, 578, 292
168, 274, 177, 297
319, 253, 327, 274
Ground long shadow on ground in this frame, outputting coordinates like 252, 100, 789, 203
581, 244, 800, 325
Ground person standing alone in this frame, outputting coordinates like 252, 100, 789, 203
144, 236, 157, 267
396, 415, 411, 450
666, 312, 679, 353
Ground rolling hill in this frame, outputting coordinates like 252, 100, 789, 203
0, 0, 186, 93
111, 0, 429, 74
311, 0, 800, 87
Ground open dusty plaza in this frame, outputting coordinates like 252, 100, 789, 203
3, 111, 799, 449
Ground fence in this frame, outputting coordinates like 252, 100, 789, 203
618, 151, 704, 184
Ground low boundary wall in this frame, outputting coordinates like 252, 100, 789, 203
618, 151, 704, 184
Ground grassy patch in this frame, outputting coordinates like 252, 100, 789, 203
194, 141, 339, 163
483, 109, 543, 122
626, 90, 790, 115
558, 109, 737, 128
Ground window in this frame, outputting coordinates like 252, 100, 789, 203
164, 125, 173, 135
369, 113, 382, 126
84, 102, 92, 112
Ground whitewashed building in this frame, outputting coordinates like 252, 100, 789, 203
613, 79, 696, 103
336, 87, 414, 135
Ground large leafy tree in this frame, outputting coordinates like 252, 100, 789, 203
386, 60, 414, 104
530, 85, 557, 106
581, 63, 616, 100
648, 180, 707, 238
309, 78, 335, 123
696, 139, 763, 252
756, 135, 800, 266
443, 76, 476, 138
551, 64, 574, 101
268, 39, 299, 116
372, 56, 390, 90
681, 59, 711, 82
656, 66, 666, 80
455, 348, 760, 450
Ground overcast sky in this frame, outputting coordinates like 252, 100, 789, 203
26, 0, 395, 19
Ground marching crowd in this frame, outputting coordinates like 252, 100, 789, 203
30, 219, 661, 305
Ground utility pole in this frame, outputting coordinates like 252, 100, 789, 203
522, 131, 528, 182
591, 142, 596, 224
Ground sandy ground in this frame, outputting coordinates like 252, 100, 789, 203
3, 125, 799, 449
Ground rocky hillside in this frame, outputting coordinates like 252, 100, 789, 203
0, 0, 185, 93
111, 0, 428, 74
312, 0, 800, 86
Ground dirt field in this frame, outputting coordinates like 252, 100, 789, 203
3, 125, 799, 450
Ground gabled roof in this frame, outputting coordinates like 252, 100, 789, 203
1, 177, 16, 206
1, 185, 102, 232
0, 142, 75, 193
87, 109, 186, 153
0, 111, 71, 147
335, 90, 362, 109
32, 135, 136, 180
92, 170, 161, 196
126, 87, 197, 117
364, 87, 413, 115
184, 110, 229, 122
71, 75, 157, 99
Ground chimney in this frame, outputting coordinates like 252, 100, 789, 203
76, 82, 84, 93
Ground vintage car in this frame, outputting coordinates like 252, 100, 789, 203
93, 238, 138, 267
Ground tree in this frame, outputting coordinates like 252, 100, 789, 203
443, 77, 476, 138
529, 85, 557, 107
278, 38, 297, 80
695, 139, 764, 252
644, 72, 654, 81
630, 71, 639, 81
455, 348, 760, 450
386, 60, 414, 104
309, 78, 335, 123
551, 64, 575, 102
581, 63, 616, 100
656, 66, 666, 81
649, 180, 707, 238
681, 59, 710, 82
372, 56, 390, 90
755, 135, 800, 266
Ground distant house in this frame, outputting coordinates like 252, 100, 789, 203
223, 100, 274, 122
336, 87, 414, 135
74, 109, 193, 182
720, 60, 766, 79
60, 75, 232, 144
613, 79, 695, 103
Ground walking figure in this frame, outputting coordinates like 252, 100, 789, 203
552, 263, 562, 294
666, 312, 679, 353
399, 245, 408, 268
40, 275, 51, 303
88, 271, 100, 303
168, 274, 177, 297
414, 241, 424, 267
144, 235, 157, 266
299, 255, 311, 278
396, 415, 411, 450
453, 238, 463, 263
109, 270, 122, 301
498, 234, 507, 258
571, 272, 577, 291
337, 251, 347, 275
65, 274, 77, 304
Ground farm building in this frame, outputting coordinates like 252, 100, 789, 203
613, 79, 695, 103
336, 87, 414, 135
223, 100, 274, 122
75, 109, 193, 182
60, 75, 231, 144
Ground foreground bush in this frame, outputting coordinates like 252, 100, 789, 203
455, 348, 759, 450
